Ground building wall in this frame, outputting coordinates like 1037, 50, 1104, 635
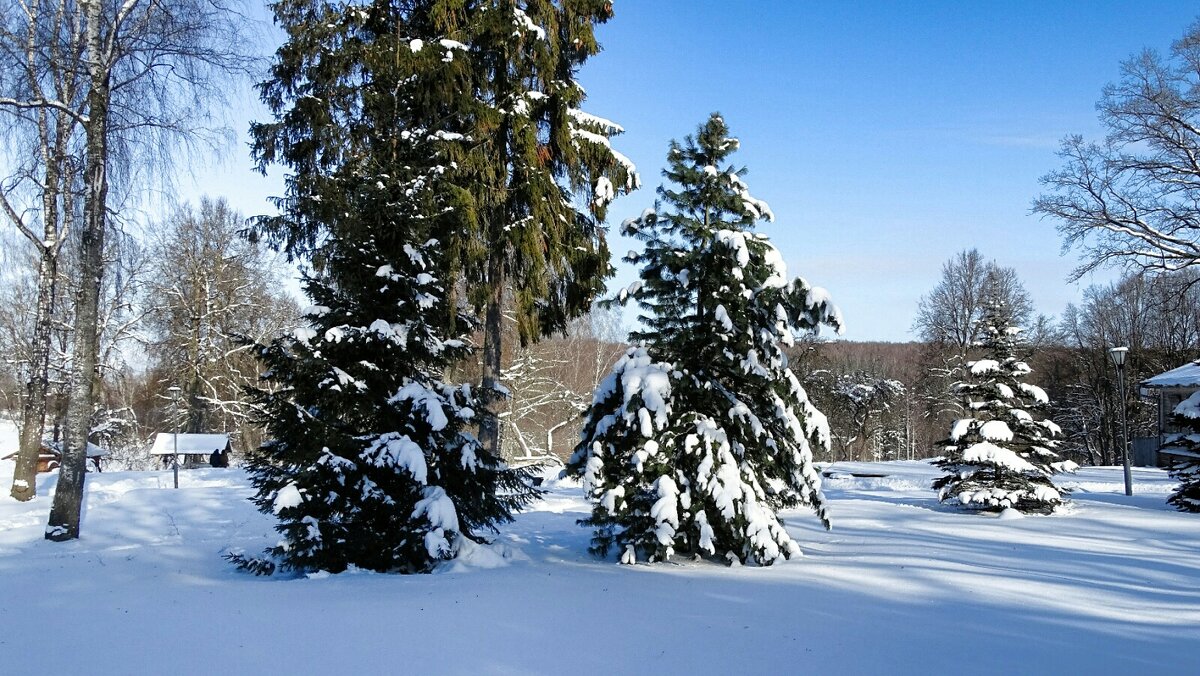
1132, 437, 1163, 467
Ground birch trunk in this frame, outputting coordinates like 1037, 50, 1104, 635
46, 0, 108, 541
11, 244, 59, 500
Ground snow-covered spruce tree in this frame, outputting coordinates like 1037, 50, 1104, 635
566, 114, 843, 565
230, 0, 537, 575
1162, 392, 1200, 512
933, 304, 1077, 515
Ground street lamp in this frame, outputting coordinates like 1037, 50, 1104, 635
168, 386, 182, 490
1108, 347, 1133, 497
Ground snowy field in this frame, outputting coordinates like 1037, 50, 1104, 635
1, 419, 1199, 674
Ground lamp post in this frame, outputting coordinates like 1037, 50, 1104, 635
168, 386, 181, 490
1108, 347, 1133, 497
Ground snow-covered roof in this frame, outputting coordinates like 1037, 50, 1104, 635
1, 440, 107, 460
1160, 446, 1200, 460
1140, 360, 1200, 389
43, 440, 108, 458
150, 433, 231, 455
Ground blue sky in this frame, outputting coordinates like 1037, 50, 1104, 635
190, 1, 1200, 341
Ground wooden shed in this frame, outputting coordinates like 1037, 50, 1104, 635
0, 440, 108, 473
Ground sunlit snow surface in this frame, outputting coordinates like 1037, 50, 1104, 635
1, 421, 1197, 675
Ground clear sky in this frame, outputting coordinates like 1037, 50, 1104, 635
187, 1, 1200, 342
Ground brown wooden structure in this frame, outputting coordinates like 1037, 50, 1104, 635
1, 440, 107, 473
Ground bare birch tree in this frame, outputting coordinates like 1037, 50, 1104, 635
501, 306, 626, 463
0, 0, 88, 500
913, 249, 1033, 355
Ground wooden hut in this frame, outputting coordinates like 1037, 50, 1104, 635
0, 440, 108, 473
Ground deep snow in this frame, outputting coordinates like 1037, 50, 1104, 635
1, 419, 1198, 674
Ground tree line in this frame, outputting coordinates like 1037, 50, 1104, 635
792, 254, 1200, 469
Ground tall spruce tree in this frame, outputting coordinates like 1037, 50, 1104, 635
231, 0, 536, 575
566, 114, 843, 565
1162, 392, 1200, 512
455, 1, 638, 460
933, 304, 1077, 515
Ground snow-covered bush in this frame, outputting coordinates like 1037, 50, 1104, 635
933, 305, 1076, 514
566, 114, 842, 565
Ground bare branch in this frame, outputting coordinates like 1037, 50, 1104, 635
0, 96, 87, 122
1037, 24, 1200, 276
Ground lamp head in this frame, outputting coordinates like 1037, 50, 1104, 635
1109, 346, 1129, 367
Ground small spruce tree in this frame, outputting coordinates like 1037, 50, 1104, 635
933, 304, 1077, 514
233, 233, 536, 575
230, 0, 537, 575
1162, 392, 1200, 512
566, 114, 843, 565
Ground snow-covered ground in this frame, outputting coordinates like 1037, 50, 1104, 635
1, 423, 1197, 674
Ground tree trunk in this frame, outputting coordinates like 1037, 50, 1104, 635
479, 100, 511, 462
47, 2, 107, 541
479, 257, 505, 460
10, 244, 59, 500
187, 277, 205, 432
546, 418, 571, 459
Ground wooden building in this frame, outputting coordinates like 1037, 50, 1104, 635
0, 440, 108, 473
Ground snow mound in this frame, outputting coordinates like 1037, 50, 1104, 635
961, 441, 1037, 473
969, 359, 999, 375
979, 420, 1013, 442
1019, 383, 1049, 404
439, 537, 529, 574
949, 418, 972, 442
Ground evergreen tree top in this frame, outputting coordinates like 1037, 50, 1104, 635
625, 113, 772, 245
959, 302, 1036, 388
616, 113, 842, 350
248, 0, 636, 344
974, 302, 1021, 351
